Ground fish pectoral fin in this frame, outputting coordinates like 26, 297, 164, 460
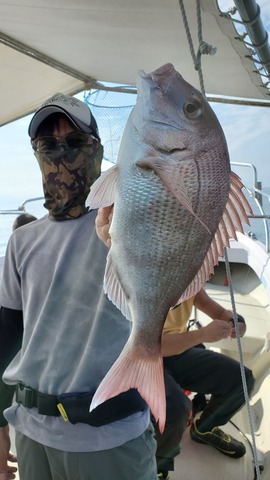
175, 241, 219, 305
137, 157, 191, 208
211, 171, 252, 254
175, 171, 253, 305
86, 165, 118, 209
89, 340, 166, 433
228, 171, 253, 222
104, 252, 132, 321
137, 157, 211, 234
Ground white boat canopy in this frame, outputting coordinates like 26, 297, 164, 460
1, 0, 270, 126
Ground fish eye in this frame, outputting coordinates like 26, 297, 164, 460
183, 98, 202, 119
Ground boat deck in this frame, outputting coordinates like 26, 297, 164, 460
170, 416, 258, 480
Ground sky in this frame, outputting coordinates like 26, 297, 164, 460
0, 0, 270, 216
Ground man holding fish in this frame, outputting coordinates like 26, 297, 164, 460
0, 94, 156, 480
0, 63, 254, 480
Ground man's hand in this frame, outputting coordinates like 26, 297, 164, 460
95, 206, 114, 248
0, 426, 17, 480
201, 320, 233, 343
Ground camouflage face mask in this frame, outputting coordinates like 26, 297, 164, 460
35, 142, 103, 221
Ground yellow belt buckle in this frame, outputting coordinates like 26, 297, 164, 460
57, 403, 69, 422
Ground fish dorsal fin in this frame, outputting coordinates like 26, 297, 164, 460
86, 165, 118, 209
174, 171, 252, 305
104, 252, 132, 321
137, 157, 211, 234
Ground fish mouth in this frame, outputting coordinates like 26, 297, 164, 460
150, 63, 178, 80
137, 63, 181, 83
138, 63, 177, 77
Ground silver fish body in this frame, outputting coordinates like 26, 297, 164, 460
87, 63, 251, 431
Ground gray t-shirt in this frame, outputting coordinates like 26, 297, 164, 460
0, 211, 149, 452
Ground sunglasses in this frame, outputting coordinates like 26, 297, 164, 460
32, 132, 96, 152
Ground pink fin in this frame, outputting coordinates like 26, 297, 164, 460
86, 165, 118, 209
227, 171, 253, 220
137, 157, 211, 234
89, 340, 166, 433
104, 253, 132, 320
174, 171, 253, 305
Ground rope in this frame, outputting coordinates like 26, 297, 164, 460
178, 0, 216, 97
224, 248, 261, 480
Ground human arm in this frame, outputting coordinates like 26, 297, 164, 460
162, 319, 232, 356
0, 307, 23, 479
161, 287, 247, 356
95, 206, 114, 248
193, 288, 246, 338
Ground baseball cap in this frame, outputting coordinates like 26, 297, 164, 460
28, 93, 100, 141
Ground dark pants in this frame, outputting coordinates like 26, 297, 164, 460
153, 372, 192, 472
15, 424, 158, 480
154, 347, 255, 471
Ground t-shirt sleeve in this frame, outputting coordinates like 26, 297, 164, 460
0, 237, 22, 310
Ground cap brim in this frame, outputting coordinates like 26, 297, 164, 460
28, 105, 97, 139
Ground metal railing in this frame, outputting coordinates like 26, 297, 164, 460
231, 162, 270, 253
0, 197, 44, 215
1, 163, 270, 251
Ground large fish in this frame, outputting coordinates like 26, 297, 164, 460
87, 63, 252, 432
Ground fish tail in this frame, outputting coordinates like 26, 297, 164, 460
89, 341, 166, 432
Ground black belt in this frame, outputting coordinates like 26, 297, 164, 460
15, 383, 147, 426
16, 383, 60, 416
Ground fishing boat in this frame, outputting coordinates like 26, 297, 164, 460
0, 1, 270, 479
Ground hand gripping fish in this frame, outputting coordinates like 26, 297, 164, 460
86, 63, 252, 432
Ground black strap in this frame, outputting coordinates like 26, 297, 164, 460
15, 383, 146, 426
16, 383, 59, 416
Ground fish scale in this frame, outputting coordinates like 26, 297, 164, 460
86, 63, 252, 432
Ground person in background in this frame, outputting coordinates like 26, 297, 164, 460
0, 94, 156, 480
12, 213, 37, 231
153, 288, 254, 479
95, 209, 255, 480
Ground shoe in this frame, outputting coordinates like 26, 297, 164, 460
190, 420, 246, 458
157, 471, 170, 479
